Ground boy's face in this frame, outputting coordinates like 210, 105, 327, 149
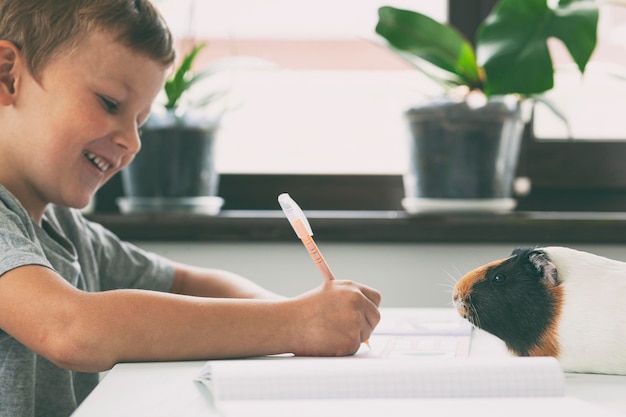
0, 30, 167, 220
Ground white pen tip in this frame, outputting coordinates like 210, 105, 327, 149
278, 193, 313, 238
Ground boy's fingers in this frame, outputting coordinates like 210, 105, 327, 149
358, 284, 382, 307
329, 280, 381, 307
364, 302, 381, 332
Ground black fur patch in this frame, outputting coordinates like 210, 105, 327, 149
465, 248, 558, 356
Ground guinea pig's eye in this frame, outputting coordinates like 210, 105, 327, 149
492, 274, 508, 285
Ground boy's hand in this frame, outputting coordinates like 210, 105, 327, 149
286, 280, 381, 357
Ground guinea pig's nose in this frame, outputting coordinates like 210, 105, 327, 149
452, 290, 468, 317
452, 289, 463, 304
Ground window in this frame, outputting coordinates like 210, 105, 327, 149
516, 2, 626, 212
534, 3, 626, 140
152, 0, 447, 175
95, 0, 626, 212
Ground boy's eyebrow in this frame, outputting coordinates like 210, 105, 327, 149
92, 75, 131, 100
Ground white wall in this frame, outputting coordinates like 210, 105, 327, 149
135, 242, 626, 308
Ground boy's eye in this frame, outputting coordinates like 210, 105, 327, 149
99, 95, 119, 114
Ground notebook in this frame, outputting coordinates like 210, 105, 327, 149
194, 308, 623, 417
194, 309, 560, 401
215, 397, 625, 417
196, 356, 565, 401
366, 307, 472, 359
195, 351, 625, 417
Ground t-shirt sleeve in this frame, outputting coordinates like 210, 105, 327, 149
0, 206, 52, 277
78, 215, 176, 293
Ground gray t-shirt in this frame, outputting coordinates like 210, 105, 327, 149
0, 186, 176, 417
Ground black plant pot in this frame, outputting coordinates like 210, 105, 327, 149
402, 95, 525, 213
119, 124, 222, 214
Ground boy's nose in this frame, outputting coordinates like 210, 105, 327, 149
114, 125, 142, 155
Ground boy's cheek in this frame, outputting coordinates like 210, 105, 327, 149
119, 154, 136, 171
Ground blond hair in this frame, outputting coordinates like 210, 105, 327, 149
0, 0, 176, 79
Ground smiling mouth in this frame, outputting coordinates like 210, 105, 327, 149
84, 151, 112, 173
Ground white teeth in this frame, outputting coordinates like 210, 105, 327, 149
84, 151, 111, 172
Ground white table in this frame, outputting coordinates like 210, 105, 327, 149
72, 310, 626, 417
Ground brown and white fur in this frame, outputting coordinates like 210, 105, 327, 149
453, 246, 626, 375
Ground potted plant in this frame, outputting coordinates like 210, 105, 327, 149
119, 42, 226, 215
375, 0, 599, 214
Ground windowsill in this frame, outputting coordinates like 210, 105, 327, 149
86, 210, 626, 244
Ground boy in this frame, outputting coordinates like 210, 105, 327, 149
0, 1, 382, 416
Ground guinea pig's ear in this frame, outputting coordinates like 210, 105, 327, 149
511, 247, 534, 256
527, 249, 559, 287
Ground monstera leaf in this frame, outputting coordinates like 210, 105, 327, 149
375, 0, 599, 97
375, 7, 481, 90
478, 0, 598, 95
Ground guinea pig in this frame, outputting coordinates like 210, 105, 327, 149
452, 246, 626, 375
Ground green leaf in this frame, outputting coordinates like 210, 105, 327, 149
164, 42, 208, 109
477, 0, 598, 96
551, 1, 598, 73
389, 47, 471, 90
375, 6, 481, 89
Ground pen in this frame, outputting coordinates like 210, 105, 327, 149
278, 193, 336, 281
278, 193, 370, 349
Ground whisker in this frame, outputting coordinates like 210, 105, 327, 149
442, 266, 461, 282
450, 264, 464, 278
467, 295, 482, 329
440, 267, 461, 289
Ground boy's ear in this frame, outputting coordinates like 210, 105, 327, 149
0, 40, 20, 106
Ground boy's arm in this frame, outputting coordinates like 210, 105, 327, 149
0, 265, 380, 373
169, 262, 284, 300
